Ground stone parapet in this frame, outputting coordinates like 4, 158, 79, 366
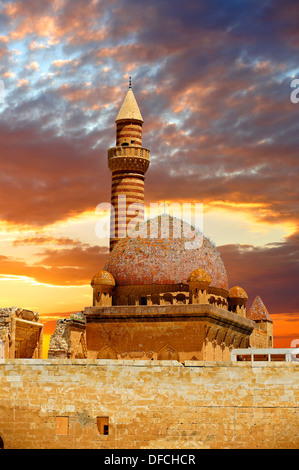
83, 303, 256, 332
108, 146, 150, 172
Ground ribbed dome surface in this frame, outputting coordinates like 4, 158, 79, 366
104, 215, 228, 291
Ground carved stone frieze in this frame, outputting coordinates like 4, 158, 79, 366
108, 155, 150, 173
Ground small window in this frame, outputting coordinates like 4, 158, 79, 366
56, 417, 69, 435
121, 142, 129, 147
97, 416, 109, 435
140, 297, 147, 305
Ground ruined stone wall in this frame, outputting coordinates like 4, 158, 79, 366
0, 359, 298, 449
249, 327, 269, 348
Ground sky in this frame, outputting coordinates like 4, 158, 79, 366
0, 0, 298, 356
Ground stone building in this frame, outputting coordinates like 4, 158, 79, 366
48, 83, 273, 361
0, 307, 43, 359
2, 83, 298, 452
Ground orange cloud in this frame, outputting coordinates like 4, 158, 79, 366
57, 82, 120, 111
2, 71, 15, 78
52, 59, 75, 67
3, 0, 108, 44
0, 35, 9, 43
17, 78, 29, 87
0, 244, 108, 286
13, 236, 84, 246
29, 40, 49, 50
25, 61, 40, 71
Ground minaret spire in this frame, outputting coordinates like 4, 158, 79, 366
115, 83, 143, 125
129, 76, 132, 89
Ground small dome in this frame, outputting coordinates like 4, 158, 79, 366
91, 271, 115, 287
228, 286, 248, 300
187, 268, 211, 284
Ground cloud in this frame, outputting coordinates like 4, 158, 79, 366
218, 230, 299, 314
0, 0, 297, 246
17, 78, 29, 87
13, 236, 84, 246
0, 35, 9, 43
25, 61, 40, 71
0, 0, 297, 237
52, 59, 75, 67
0, 46, 8, 60
0, 243, 108, 286
0, 119, 111, 226
2, 71, 15, 78
1, 0, 110, 44
29, 40, 50, 51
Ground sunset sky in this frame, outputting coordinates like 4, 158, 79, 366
0, 0, 298, 356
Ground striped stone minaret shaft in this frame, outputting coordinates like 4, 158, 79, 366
108, 81, 150, 251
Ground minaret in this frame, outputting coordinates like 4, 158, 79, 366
108, 79, 150, 251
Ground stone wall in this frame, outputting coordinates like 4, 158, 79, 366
0, 307, 43, 359
83, 304, 254, 362
250, 327, 269, 348
0, 359, 298, 449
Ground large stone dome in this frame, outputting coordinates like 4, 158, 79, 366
104, 215, 228, 292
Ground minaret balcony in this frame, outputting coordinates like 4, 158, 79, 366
108, 146, 150, 172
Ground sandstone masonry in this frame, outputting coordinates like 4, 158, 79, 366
0, 359, 298, 449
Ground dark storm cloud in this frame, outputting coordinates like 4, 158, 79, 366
218, 231, 299, 314
0, 0, 298, 321
0, 118, 111, 225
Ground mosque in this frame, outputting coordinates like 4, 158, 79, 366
2, 83, 298, 452
48, 82, 273, 362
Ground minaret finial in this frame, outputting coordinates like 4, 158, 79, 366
129, 76, 132, 89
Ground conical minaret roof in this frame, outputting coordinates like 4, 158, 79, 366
115, 82, 143, 123
247, 296, 272, 321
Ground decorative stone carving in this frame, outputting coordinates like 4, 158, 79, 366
13, 307, 39, 322
157, 345, 179, 361
74, 332, 87, 359
128, 351, 145, 358
108, 155, 150, 173
97, 346, 118, 359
